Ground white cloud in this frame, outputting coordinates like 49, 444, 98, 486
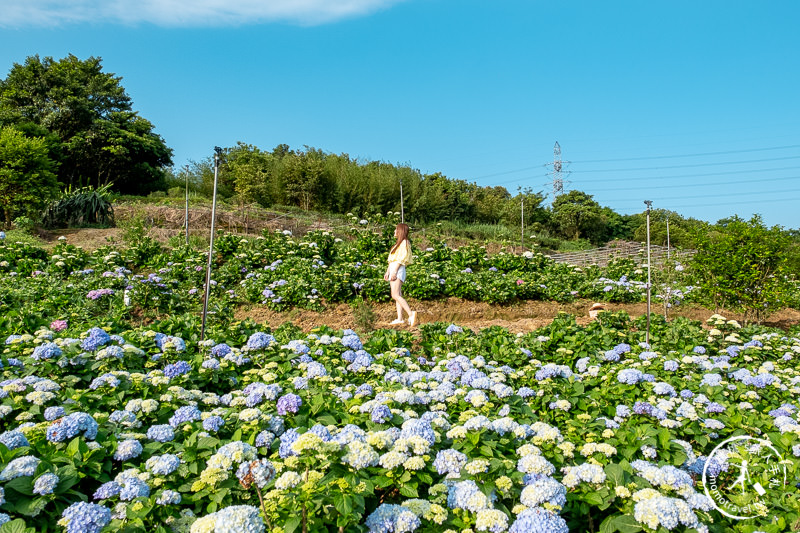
0, 0, 410, 28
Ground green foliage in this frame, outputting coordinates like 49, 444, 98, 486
11, 217, 35, 235
0, 126, 59, 227
551, 190, 606, 244
350, 298, 377, 332
632, 209, 707, 249
0, 54, 172, 194
41, 184, 115, 228
118, 213, 162, 266
690, 214, 792, 323
0, 230, 44, 248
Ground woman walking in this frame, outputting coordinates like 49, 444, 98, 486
384, 223, 417, 326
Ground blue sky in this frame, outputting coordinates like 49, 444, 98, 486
2, 0, 799, 228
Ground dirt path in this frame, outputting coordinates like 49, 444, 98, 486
234, 297, 800, 334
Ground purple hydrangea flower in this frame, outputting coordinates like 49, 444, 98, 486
276, 394, 302, 416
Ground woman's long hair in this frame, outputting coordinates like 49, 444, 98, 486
390, 223, 410, 253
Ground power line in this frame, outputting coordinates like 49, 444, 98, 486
471, 165, 546, 180
574, 165, 800, 183
571, 144, 800, 164
570, 155, 800, 174
589, 174, 800, 193
613, 186, 800, 205
472, 151, 800, 185
487, 165, 800, 187
615, 196, 800, 212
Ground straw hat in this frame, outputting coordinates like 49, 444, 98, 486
589, 302, 606, 319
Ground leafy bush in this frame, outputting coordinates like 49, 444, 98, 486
41, 184, 115, 228
690, 215, 792, 323
12, 216, 35, 234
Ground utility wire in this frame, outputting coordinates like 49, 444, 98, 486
612, 186, 800, 203
486, 165, 800, 187
471, 165, 547, 180
572, 144, 800, 164
571, 155, 800, 174
574, 165, 800, 183
587, 174, 800, 193
615, 196, 800, 212
468, 143, 800, 181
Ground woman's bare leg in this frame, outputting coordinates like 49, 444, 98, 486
390, 279, 412, 319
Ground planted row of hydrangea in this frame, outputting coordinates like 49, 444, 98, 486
0, 313, 797, 532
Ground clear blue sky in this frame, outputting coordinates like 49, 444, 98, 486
2, 0, 799, 229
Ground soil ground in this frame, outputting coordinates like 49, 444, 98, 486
233, 297, 800, 334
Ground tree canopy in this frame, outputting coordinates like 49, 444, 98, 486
0, 54, 172, 194
690, 215, 792, 323
0, 126, 58, 226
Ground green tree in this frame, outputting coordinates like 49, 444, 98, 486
0, 54, 172, 194
225, 142, 275, 206
690, 214, 792, 324
632, 209, 703, 249
500, 188, 548, 228
0, 126, 58, 227
283, 149, 326, 211
550, 190, 605, 243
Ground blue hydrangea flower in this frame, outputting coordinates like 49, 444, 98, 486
89, 373, 120, 390
306, 361, 327, 378
509, 508, 568, 533
202, 358, 221, 370
433, 449, 467, 477
213, 505, 265, 533
146, 454, 181, 476
114, 439, 143, 461
700, 374, 722, 387
278, 429, 300, 458
371, 405, 393, 424
156, 489, 182, 505
236, 458, 276, 489
119, 476, 150, 501
246, 430, 271, 450
520, 475, 567, 509
211, 343, 232, 357
81, 328, 111, 352
93, 481, 122, 500
33, 472, 60, 495
203, 415, 225, 433
32, 342, 62, 361
366, 503, 420, 533
446, 324, 463, 335
447, 480, 490, 512
46, 412, 98, 442
61, 502, 112, 533
0, 456, 40, 481
168, 405, 202, 428
0, 430, 29, 450
246, 332, 276, 350
147, 424, 175, 443
164, 361, 192, 379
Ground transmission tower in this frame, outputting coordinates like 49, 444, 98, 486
545, 141, 571, 201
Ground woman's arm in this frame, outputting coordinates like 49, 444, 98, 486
386, 262, 400, 281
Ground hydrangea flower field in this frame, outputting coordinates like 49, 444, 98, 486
0, 229, 799, 532
0, 222, 700, 334
1, 308, 799, 532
